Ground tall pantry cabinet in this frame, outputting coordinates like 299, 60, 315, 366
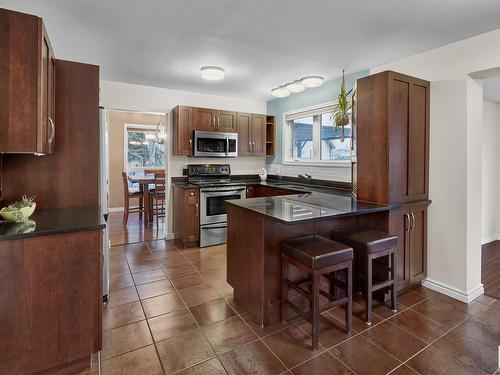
356, 70, 430, 291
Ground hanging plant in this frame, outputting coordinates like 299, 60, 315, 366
331, 70, 354, 142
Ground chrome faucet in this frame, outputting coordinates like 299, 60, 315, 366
298, 173, 312, 182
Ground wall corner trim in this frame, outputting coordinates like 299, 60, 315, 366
421, 278, 484, 303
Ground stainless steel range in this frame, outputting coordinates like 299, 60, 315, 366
187, 164, 246, 247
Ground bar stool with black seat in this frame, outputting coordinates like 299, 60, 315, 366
331, 229, 398, 325
281, 235, 353, 350
121, 172, 144, 225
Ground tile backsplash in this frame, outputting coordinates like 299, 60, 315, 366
267, 163, 351, 182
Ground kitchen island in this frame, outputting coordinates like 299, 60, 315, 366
226, 192, 390, 327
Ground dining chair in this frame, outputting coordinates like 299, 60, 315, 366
151, 172, 166, 228
121, 172, 144, 225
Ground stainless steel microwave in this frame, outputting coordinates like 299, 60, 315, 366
193, 131, 238, 157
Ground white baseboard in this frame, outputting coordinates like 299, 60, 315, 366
481, 235, 500, 245
164, 233, 175, 240
421, 278, 484, 303
109, 207, 124, 213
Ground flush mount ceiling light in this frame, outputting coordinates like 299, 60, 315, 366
285, 81, 305, 93
301, 76, 324, 88
271, 86, 290, 98
200, 66, 225, 80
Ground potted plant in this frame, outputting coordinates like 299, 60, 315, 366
331, 70, 354, 142
0, 195, 37, 223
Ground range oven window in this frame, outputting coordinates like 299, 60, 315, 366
197, 137, 226, 153
206, 195, 240, 216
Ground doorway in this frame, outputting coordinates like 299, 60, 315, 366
107, 109, 167, 246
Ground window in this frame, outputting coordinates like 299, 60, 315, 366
125, 125, 166, 173
283, 104, 351, 164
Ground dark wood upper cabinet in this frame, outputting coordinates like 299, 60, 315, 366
216, 110, 237, 132
172, 106, 193, 156
0, 9, 56, 154
356, 71, 429, 204
193, 107, 216, 131
236, 112, 252, 156
236, 113, 266, 156
172, 105, 266, 156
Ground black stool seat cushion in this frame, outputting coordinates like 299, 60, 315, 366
331, 229, 397, 254
282, 235, 353, 270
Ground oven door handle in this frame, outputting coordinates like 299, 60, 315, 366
201, 188, 246, 194
201, 225, 227, 230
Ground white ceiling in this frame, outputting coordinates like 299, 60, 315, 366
3, 0, 500, 101
483, 76, 500, 102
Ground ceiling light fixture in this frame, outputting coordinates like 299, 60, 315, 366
285, 81, 305, 93
200, 66, 225, 80
271, 86, 290, 98
301, 76, 324, 88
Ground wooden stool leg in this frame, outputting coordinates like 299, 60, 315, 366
390, 251, 397, 312
312, 270, 320, 350
139, 197, 143, 219
281, 255, 288, 323
346, 261, 353, 334
123, 197, 129, 225
366, 254, 373, 325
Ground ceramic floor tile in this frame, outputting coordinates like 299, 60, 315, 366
202, 315, 258, 354
219, 340, 286, 375
108, 286, 139, 308
132, 268, 167, 285
329, 335, 401, 375
175, 358, 227, 375
148, 309, 198, 342
200, 267, 227, 282
388, 308, 447, 344
136, 279, 175, 300
163, 262, 198, 278
407, 344, 487, 375
362, 321, 427, 361
290, 352, 354, 375
179, 283, 221, 307
327, 301, 384, 333
110, 273, 135, 290
262, 325, 324, 368
103, 301, 145, 330
189, 298, 236, 327
432, 318, 499, 374
101, 345, 163, 375
171, 272, 207, 290
156, 329, 215, 374
102, 320, 153, 360
128, 259, 162, 273
141, 292, 185, 318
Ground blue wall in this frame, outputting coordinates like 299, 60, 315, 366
266, 70, 369, 165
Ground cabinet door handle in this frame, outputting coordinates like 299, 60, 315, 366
410, 212, 416, 231
48, 117, 55, 144
212, 117, 215, 128
217, 117, 220, 128
189, 138, 192, 150
404, 213, 410, 232
195, 203, 199, 216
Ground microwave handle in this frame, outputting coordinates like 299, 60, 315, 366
225, 136, 229, 157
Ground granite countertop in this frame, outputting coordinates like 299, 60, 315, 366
227, 192, 389, 224
0, 206, 106, 241
172, 177, 352, 197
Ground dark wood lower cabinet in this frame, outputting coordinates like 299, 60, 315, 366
173, 186, 200, 248
389, 201, 428, 292
246, 185, 297, 198
0, 230, 102, 375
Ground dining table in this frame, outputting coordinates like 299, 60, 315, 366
127, 174, 156, 224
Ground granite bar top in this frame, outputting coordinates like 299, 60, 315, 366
0, 206, 106, 241
227, 192, 389, 224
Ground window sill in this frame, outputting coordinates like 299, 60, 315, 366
282, 160, 351, 168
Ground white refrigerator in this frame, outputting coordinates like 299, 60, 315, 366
99, 106, 110, 303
